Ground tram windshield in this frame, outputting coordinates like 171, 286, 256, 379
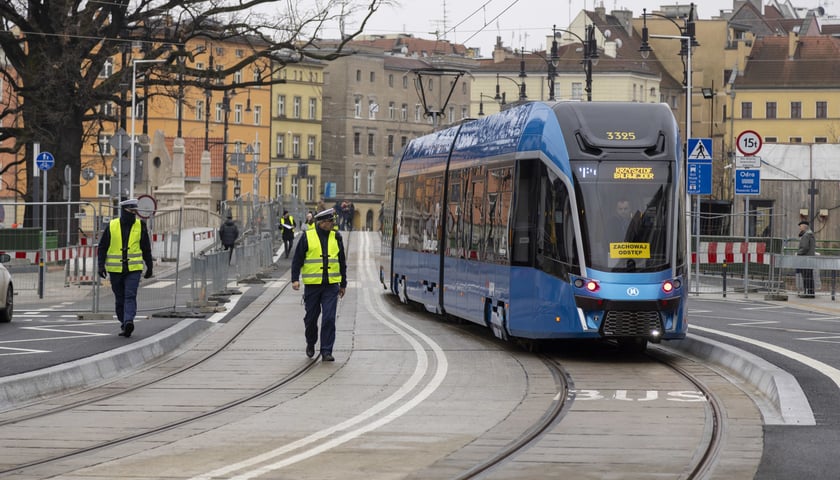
572, 161, 673, 272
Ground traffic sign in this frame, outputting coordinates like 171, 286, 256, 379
136, 194, 157, 219
687, 161, 712, 195
735, 156, 761, 169
36, 151, 55, 171
687, 138, 712, 161
735, 169, 761, 195
736, 130, 762, 156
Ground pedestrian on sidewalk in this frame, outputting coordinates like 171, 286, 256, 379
291, 208, 347, 362
797, 219, 816, 298
219, 213, 239, 264
98, 198, 153, 338
280, 210, 296, 258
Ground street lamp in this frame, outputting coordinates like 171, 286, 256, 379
477, 93, 500, 116
130, 58, 165, 199
555, 25, 599, 101
221, 90, 233, 211
495, 73, 526, 106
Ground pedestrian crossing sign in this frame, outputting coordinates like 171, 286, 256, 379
687, 138, 712, 161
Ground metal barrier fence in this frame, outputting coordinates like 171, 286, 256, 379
5, 198, 290, 314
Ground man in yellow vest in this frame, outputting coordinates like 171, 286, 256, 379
279, 210, 296, 258
291, 208, 347, 361
97, 198, 153, 338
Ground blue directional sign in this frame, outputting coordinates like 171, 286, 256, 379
735, 169, 761, 195
36, 151, 55, 171
687, 161, 712, 194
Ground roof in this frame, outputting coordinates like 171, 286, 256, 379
164, 136, 224, 179
737, 35, 840, 88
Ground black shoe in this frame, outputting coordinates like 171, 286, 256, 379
123, 322, 134, 338
306, 345, 315, 358
322, 353, 335, 362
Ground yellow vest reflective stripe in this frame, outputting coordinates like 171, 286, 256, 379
105, 219, 143, 272
300, 228, 341, 284
281, 215, 295, 227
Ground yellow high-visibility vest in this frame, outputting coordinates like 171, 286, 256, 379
300, 228, 341, 284
105, 219, 143, 272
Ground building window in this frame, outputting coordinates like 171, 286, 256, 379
99, 58, 113, 78
277, 95, 286, 117
387, 135, 394, 156
368, 133, 375, 155
448, 106, 455, 124
370, 71, 375, 82
766, 102, 776, 119
292, 135, 300, 158
234, 104, 243, 124
98, 174, 111, 197
401, 104, 408, 121
307, 135, 316, 158
215, 102, 223, 122
291, 176, 299, 197
790, 101, 801, 119
354, 132, 361, 154
101, 102, 114, 117
401, 136, 407, 147
741, 102, 752, 119
354, 97, 362, 118
815, 136, 828, 143
307, 177, 314, 201
293, 96, 301, 118
353, 169, 360, 193
388, 74, 394, 87
388, 102, 395, 120
765, 137, 777, 143
415, 105, 421, 122
356, 69, 362, 82
571, 82, 583, 100
309, 98, 317, 120
233, 70, 242, 84
816, 101, 827, 119
367, 169, 375, 193
276, 134, 285, 158
789, 137, 802, 143
369, 100, 378, 119
99, 133, 112, 155
403, 76, 408, 88
462, 83, 467, 94
253, 105, 261, 125
461, 107, 468, 119
275, 174, 283, 197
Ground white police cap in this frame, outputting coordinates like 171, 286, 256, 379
119, 198, 139, 209
313, 208, 336, 222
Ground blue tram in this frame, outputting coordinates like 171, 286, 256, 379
379, 101, 687, 349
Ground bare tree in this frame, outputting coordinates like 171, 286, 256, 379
0, 0, 384, 231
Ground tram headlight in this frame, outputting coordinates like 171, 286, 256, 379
585, 280, 600, 292
662, 280, 676, 293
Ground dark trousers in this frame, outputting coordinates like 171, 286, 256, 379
302, 283, 340, 355
109, 270, 142, 327
799, 268, 815, 295
283, 235, 294, 258
223, 243, 234, 264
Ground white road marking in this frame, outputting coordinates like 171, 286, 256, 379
191, 232, 449, 480
0, 346, 49, 356
692, 325, 840, 391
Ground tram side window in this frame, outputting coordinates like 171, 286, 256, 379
446, 170, 464, 257
512, 160, 538, 266
537, 171, 575, 279
395, 177, 413, 248
484, 165, 513, 264
467, 166, 486, 260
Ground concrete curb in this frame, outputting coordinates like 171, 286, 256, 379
0, 317, 213, 411
665, 333, 815, 426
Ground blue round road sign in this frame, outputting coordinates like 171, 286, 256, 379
36, 152, 55, 171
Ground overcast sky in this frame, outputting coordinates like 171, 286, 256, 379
332, 0, 840, 57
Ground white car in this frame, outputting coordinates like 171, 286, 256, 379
0, 253, 12, 322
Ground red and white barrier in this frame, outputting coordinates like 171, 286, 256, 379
0, 245, 97, 264
692, 242, 769, 265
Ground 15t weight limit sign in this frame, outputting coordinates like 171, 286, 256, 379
736, 130, 762, 156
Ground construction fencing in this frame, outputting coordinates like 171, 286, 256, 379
691, 236, 840, 299
5, 197, 300, 315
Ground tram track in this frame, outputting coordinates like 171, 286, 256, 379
0, 270, 314, 476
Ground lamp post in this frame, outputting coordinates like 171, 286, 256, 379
555, 25, 599, 101
221, 90, 232, 212
548, 25, 560, 101
477, 93, 500, 116
639, 3, 699, 294
494, 73, 526, 106
130, 58, 165, 199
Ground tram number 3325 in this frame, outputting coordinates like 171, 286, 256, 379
564, 389, 707, 402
